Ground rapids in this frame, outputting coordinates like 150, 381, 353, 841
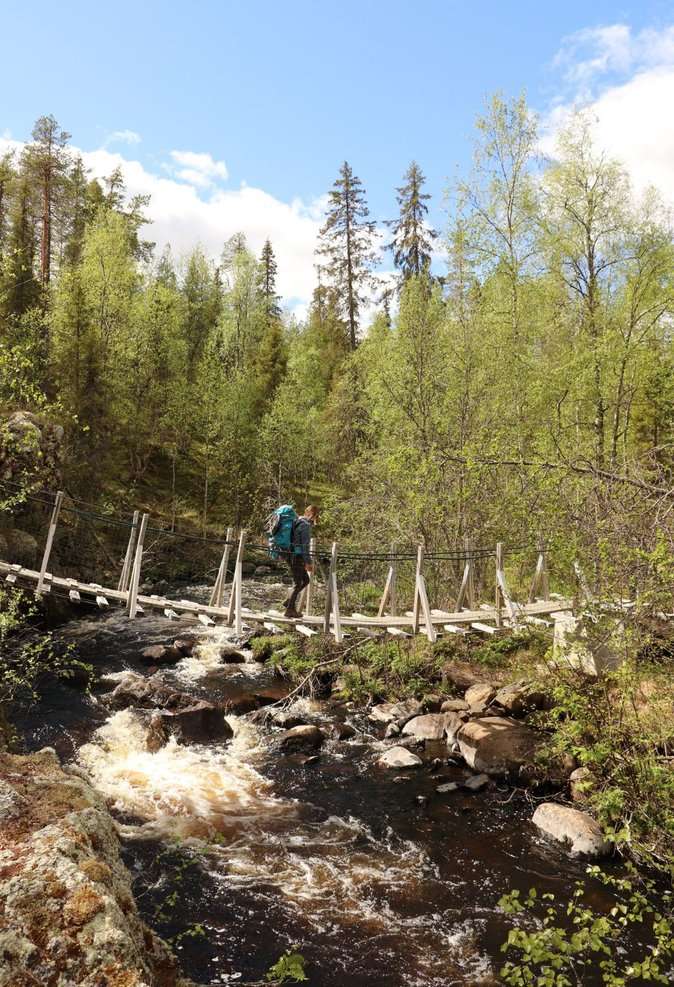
18, 581, 620, 985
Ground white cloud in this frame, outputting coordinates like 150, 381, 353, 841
0, 137, 323, 306
167, 149, 228, 187
545, 23, 674, 206
104, 129, 141, 147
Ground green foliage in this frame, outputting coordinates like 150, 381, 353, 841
471, 629, 548, 670
0, 587, 93, 709
499, 869, 674, 985
266, 950, 308, 983
251, 633, 296, 662
534, 648, 674, 870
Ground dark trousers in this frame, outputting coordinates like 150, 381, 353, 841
285, 555, 309, 611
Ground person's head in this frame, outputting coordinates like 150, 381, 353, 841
304, 505, 319, 525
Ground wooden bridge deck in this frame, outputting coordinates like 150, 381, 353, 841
0, 558, 573, 634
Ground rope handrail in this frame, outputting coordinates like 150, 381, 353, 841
1, 479, 549, 562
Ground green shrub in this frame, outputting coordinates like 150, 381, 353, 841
499, 867, 674, 985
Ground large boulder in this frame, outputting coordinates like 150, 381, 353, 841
277, 725, 325, 754
0, 412, 63, 491
532, 803, 611, 857
377, 746, 423, 769
402, 712, 463, 743
0, 750, 189, 987
457, 716, 540, 776
158, 701, 233, 745
5, 529, 38, 566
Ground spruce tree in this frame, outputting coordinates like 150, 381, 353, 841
317, 161, 376, 350
257, 239, 281, 319
386, 161, 436, 283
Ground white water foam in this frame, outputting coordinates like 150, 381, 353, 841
77, 708, 494, 983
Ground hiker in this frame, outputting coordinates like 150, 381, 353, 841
284, 505, 319, 618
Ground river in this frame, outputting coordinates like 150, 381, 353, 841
14, 580, 618, 986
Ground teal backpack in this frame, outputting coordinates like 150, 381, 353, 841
267, 504, 298, 559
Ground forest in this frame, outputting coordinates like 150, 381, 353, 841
2, 95, 674, 590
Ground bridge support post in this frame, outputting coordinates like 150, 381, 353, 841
210, 526, 234, 608
37, 490, 64, 594
126, 513, 149, 618
528, 538, 549, 603
227, 529, 246, 633
118, 511, 140, 593
456, 538, 475, 611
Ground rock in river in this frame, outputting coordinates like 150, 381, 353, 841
277, 724, 325, 754
457, 716, 540, 776
140, 642, 183, 665
158, 701, 233, 745
377, 746, 423, 769
402, 712, 461, 742
532, 803, 611, 857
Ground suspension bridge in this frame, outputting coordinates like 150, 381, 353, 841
0, 484, 574, 641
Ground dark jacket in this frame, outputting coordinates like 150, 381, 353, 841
292, 516, 313, 564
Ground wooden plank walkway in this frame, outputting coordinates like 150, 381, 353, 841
0, 558, 573, 636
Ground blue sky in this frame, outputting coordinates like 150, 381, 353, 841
3, 1, 674, 308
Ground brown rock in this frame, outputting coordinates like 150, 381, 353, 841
494, 680, 548, 715
368, 699, 422, 727
144, 712, 168, 752
457, 716, 540, 776
464, 683, 496, 706
140, 643, 183, 665
440, 699, 469, 713
174, 636, 198, 657
277, 725, 325, 753
402, 712, 461, 742
159, 702, 233, 745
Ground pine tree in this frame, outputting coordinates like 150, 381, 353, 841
317, 161, 376, 350
386, 161, 436, 283
257, 239, 281, 319
23, 115, 71, 287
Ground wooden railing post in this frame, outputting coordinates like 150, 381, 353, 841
210, 526, 234, 608
37, 490, 64, 594
495, 542, 503, 628
329, 541, 342, 642
377, 542, 397, 618
528, 537, 549, 603
323, 547, 334, 634
227, 530, 246, 630
456, 537, 475, 611
118, 510, 139, 592
301, 535, 316, 616
412, 543, 424, 634
126, 513, 148, 618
